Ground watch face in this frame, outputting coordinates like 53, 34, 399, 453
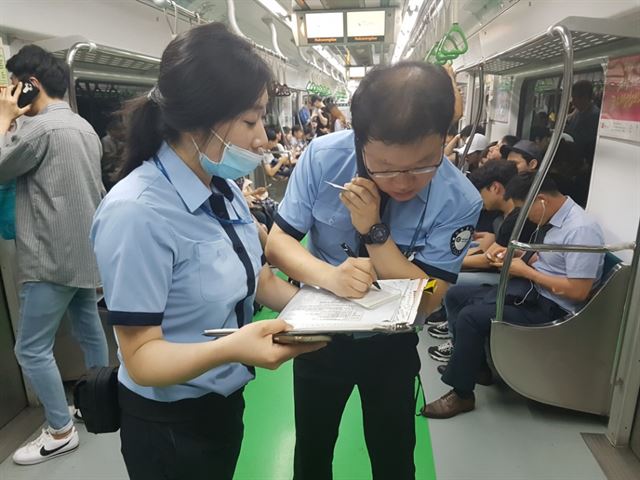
371, 224, 389, 243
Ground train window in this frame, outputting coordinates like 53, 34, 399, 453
516, 67, 604, 208
517, 67, 604, 142
75, 81, 148, 138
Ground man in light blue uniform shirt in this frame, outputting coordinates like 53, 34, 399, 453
266, 62, 482, 479
423, 173, 605, 419
276, 130, 482, 281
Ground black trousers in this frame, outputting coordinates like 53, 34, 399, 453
293, 333, 421, 480
118, 384, 244, 480
442, 280, 566, 394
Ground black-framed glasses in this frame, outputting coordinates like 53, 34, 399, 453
362, 148, 445, 179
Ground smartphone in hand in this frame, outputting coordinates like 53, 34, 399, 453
12, 79, 40, 108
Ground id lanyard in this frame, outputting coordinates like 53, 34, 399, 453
152, 155, 252, 225
401, 183, 432, 261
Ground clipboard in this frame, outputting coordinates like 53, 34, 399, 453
203, 279, 428, 338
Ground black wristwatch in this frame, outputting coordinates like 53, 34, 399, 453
361, 223, 390, 245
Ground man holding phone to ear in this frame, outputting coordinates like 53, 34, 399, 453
0, 45, 108, 465
266, 62, 482, 479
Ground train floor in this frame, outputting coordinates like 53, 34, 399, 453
0, 307, 608, 480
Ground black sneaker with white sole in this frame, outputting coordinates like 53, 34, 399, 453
427, 321, 451, 339
428, 340, 453, 362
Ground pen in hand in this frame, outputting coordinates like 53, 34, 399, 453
340, 242, 382, 290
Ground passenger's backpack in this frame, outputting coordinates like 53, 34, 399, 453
73, 366, 120, 434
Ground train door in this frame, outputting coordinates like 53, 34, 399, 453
0, 273, 26, 429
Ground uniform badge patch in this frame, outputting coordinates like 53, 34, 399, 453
450, 225, 474, 256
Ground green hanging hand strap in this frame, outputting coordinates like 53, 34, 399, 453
434, 36, 456, 64
437, 22, 468, 59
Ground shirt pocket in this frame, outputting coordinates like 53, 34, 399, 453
311, 196, 353, 232
196, 240, 243, 303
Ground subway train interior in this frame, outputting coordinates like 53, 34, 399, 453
0, 0, 640, 479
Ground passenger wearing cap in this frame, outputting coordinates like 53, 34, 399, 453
448, 133, 489, 172
444, 124, 485, 162
502, 139, 541, 173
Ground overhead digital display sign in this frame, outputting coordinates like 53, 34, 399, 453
304, 12, 345, 44
346, 10, 386, 43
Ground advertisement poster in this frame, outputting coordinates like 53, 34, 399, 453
599, 54, 640, 142
0, 38, 9, 86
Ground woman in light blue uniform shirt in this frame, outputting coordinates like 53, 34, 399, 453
90, 23, 323, 480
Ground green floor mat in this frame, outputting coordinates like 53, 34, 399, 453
234, 307, 436, 480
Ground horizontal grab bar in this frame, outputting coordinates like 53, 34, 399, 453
510, 241, 637, 254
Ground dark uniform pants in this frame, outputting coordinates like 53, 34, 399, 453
442, 280, 566, 394
293, 333, 420, 480
118, 384, 244, 480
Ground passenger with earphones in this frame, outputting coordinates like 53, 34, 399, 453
422, 173, 605, 419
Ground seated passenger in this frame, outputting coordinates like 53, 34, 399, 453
479, 141, 497, 167
450, 133, 489, 172
444, 124, 485, 162
290, 125, 304, 148
426, 161, 536, 339
262, 127, 292, 177
282, 126, 292, 146
486, 134, 519, 162
235, 177, 278, 232
464, 160, 537, 271
502, 139, 541, 173
423, 173, 605, 419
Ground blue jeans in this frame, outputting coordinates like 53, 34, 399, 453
14, 282, 109, 430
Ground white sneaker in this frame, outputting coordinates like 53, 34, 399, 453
69, 406, 84, 423
12, 426, 79, 465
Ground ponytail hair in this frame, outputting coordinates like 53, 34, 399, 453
120, 96, 171, 178
119, 22, 273, 178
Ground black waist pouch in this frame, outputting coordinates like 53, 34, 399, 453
73, 366, 120, 434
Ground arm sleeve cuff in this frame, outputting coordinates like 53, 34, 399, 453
412, 260, 458, 284
274, 214, 306, 242
108, 311, 164, 326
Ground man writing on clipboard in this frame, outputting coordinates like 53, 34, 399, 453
266, 62, 482, 479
